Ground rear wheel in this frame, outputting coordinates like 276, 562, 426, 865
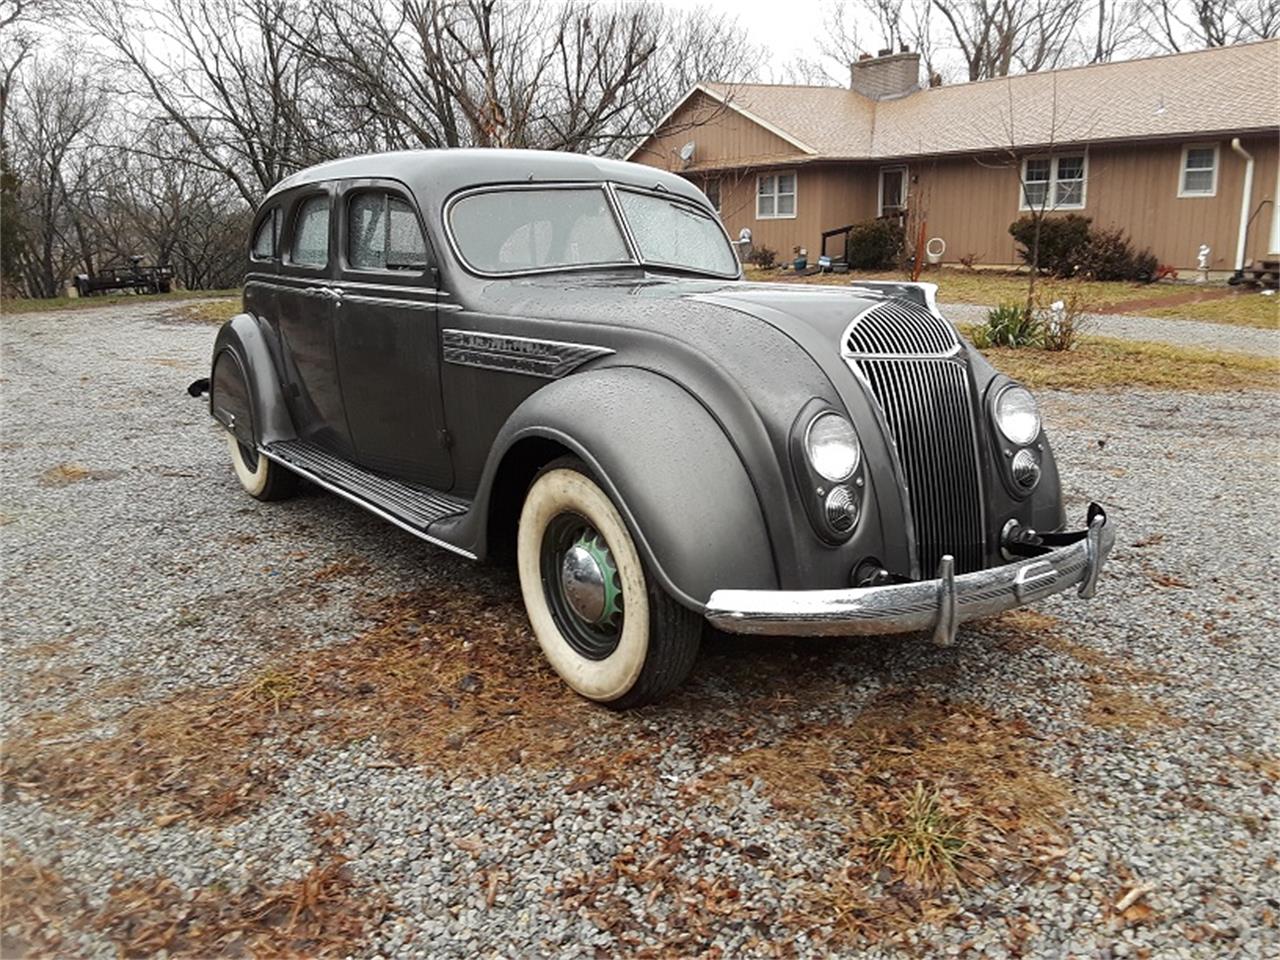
516, 457, 700, 709
227, 434, 298, 501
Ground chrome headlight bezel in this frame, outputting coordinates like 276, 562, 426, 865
994, 384, 1041, 446
803, 411, 862, 483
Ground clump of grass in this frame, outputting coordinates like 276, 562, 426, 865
234, 670, 301, 714
971, 301, 1041, 348
865, 782, 977, 890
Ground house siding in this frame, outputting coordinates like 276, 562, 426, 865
633, 90, 1279, 271
911, 136, 1278, 270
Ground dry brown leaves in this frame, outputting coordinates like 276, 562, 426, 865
37, 463, 121, 487
2, 816, 382, 959
2, 582, 637, 826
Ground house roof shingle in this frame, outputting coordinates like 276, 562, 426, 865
678, 40, 1279, 164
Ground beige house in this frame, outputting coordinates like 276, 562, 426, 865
628, 40, 1280, 274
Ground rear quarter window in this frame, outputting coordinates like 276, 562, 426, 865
290, 195, 330, 267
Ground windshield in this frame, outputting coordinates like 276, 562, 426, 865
614, 188, 739, 276
448, 185, 737, 278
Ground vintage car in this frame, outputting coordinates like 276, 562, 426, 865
198, 149, 1114, 708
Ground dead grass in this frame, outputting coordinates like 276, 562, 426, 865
974, 335, 1280, 392
0, 288, 241, 315
742, 266, 1279, 329
1, 582, 627, 825
175, 297, 241, 325
863, 782, 977, 889
37, 462, 122, 487
1085, 687, 1183, 733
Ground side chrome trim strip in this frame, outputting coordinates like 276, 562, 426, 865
441, 329, 614, 378
258, 446, 478, 560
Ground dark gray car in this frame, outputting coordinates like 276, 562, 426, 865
200, 148, 1114, 708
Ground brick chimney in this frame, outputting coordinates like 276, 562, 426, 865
851, 48, 921, 100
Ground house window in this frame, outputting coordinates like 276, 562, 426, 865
756, 172, 796, 219
703, 178, 721, 215
1020, 154, 1087, 211
1179, 143, 1218, 197
879, 166, 908, 216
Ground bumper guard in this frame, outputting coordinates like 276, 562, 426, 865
705, 504, 1114, 643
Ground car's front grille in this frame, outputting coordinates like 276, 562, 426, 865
845, 299, 985, 576
845, 298, 958, 356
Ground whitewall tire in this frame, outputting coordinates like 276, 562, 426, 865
516, 457, 700, 708
226, 434, 298, 502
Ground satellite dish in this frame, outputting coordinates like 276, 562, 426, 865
678, 141, 696, 164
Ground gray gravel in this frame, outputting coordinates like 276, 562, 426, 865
3, 301, 1278, 958
943, 300, 1279, 355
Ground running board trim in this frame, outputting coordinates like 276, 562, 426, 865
258, 445, 477, 560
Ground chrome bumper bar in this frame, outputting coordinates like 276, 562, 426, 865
704, 505, 1114, 643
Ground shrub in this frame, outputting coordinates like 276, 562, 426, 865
972, 301, 1041, 349
746, 245, 777, 269
1075, 227, 1158, 282
846, 218, 905, 269
1034, 288, 1093, 352
1008, 214, 1091, 277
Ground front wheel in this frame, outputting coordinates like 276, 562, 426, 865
516, 458, 700, 709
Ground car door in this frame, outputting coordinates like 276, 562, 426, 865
332, 182, 453, 490
275, 187, 355, 458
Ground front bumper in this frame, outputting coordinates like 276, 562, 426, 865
704, 504, 1114, 644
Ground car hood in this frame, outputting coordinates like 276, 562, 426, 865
460, 273, 895, 402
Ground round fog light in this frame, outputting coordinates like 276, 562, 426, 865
824, 486, 858, 532
1011, 448, 1041, 489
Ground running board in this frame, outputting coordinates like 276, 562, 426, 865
261, 439, 476, 559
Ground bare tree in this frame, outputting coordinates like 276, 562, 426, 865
7, 55, 106, 296
932, 0, 1087, 80
84, 0, 330, 205
1141, 0, 1280, 50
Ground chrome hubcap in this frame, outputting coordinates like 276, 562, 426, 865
561, 544, 607, 623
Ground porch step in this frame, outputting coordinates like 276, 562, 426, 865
264, 439, 469, 530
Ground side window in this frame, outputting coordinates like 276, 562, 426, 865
291, 195, 330, 267
349, 192, 428, 271
251, 208, 277, 260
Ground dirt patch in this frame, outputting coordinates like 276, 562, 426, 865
37, 463, 122, 487
1094, 288, 1238, 314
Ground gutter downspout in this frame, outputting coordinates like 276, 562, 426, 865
1229, 138, 1255, 284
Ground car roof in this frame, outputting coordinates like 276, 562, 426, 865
264, 148, 708, 211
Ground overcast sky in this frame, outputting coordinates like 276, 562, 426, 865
693, 0, 835, 71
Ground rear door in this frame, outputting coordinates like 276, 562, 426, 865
275, 188, 354, 457
332, 181, 452, 490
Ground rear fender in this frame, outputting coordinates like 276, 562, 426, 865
209, 313, 295, 446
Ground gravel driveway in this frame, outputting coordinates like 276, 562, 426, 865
3, 302, 1278, 958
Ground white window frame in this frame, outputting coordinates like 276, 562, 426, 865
1019, 153, 1088, 212
1178, 142, 1219, 198
756, 171, 797, 220
878, 165, 909, 217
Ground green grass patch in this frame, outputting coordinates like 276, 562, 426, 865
1144, 294, 1279, 329
0, 288, 241, 316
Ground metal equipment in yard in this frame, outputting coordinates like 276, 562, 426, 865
74, 255, 174, 297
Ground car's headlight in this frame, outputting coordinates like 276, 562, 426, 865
995, 386, 1041, 445
805, 412, 861, 482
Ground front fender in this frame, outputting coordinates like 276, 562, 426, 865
470, 367, 778, 611
210, 313, 295, 446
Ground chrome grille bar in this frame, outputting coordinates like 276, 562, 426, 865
857, 357, 986, 575
846, 299, 958, 357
